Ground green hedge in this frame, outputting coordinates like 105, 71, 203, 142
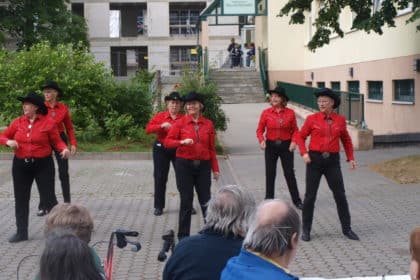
0, 42, 153, 141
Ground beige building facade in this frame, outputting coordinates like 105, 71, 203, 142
251, 0, 420, 141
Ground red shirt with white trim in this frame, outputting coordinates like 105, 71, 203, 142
296, 111, 354, 161
145, 111, 184, 143
164, 115, 219, 172
45, 101, 77, 146
0, 114, 67, 158
256, 106, 299, 143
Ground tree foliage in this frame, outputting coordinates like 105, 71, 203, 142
279, 0, 419, 51
0, 42, 153, 141
0, 0, 88, 49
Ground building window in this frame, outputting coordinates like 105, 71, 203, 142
71, 3, 84, 17
110, 3, 147, 37
331, 81, 341, 91
111, 47, 148, 77
348, 81, 360, 93
305, 81, 313, 87
317, 82, 325, 88
170, 3, 205, 35
170, 46, 199, 75
394, 79, 415, 102
367, 81, 383, 100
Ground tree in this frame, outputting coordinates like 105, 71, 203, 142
279, 0, 419, 51
0, 0, 88, 49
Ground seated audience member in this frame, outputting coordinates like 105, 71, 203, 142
40, 230, 103, 280
44, 203, 104, 277
411, 226, 420, 280
221, 199, 300, 280
163, 185, 256, 280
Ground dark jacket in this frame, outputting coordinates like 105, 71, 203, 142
163, 228, 243, 280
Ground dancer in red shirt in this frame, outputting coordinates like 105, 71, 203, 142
296, 88, 359, 242
146, 92, 183, 216
165, 91, 219, 240
256, 87, 303, 209
38, 81, 77, 216
0, 91, 69, 242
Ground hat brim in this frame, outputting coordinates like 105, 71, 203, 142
267, 90, 289, 101
17, 96, 48, 115
314, 91, 341, 109
41, 85, 63, 97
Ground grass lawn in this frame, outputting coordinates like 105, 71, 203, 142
0, 139, 225, 154
369, 155, 420, 184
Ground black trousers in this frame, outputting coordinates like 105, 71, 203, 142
12, 156, 57, 233
265, 140, 301, 204
302, 151, 351, 233
152, 140, 176, 210
174, 158, 211, 239
39, 132, 70, 210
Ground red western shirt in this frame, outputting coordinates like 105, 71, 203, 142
256, 106, 299, 143
0, 114, 68, 158
145, 111, 184, 143
164, 115, 220, 173
296, 111, 354, 161
45, 101, 77, 146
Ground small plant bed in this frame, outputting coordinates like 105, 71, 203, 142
369, 155, 420, 184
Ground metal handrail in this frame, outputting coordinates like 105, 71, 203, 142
258, 47, 269, 96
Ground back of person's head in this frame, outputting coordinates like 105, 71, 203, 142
40, 230, 103, 280
45, 203, 94, 243
203, 185, 255, 237
410, 226, 420, 280
243, 199, 300, 258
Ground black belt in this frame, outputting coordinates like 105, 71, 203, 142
309, 151, 338, 159
177, 158, 209, 167
16, 156, 51, 163
266, 139, 291, 145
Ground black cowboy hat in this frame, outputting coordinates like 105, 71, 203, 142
183, 91, 205, 111
314, 88, 341, 109
267, 87, 289, 101
164, 91, 182, 102
183, 91, 204, 104
41, 81, 63, 97
17, 91, 48, 115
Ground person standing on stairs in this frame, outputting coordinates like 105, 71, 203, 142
256, 87, 303, 210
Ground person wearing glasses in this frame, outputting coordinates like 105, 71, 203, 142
0, 91, 69, 243
165, 91, 220, 240
256, 87, 303, 210
296, 88, 359, 242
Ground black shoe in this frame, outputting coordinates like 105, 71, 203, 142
301, 229, 310, 241
294, 201, 303, 210
8, 232, 28, 243
154, 208, 163, 216
191, 207, 197, 215
37, 209, 48, 217
343, 229, 360, 241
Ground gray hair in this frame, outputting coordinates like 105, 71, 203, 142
203, 185, 255, 237
243, 199, 301, 257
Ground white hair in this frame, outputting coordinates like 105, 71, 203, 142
243, 199, 301, 257
203, 185, 255, 237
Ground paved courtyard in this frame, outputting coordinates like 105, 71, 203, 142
0, 103, 419, 279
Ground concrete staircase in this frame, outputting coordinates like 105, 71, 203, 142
209, 69, 266, 104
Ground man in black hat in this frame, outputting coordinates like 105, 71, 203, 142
39, 81, 77, 216
296, 88, 359, 242
146, 92, 184, 216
